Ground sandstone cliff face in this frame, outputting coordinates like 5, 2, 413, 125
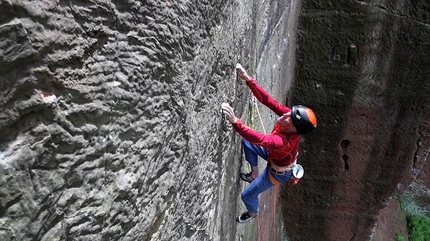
0, 0, 299, 240
281, 0, 430, 240
1, 0, 429, 241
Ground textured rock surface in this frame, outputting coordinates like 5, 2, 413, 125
0, 0, 298, 240
281, 0, 430, 240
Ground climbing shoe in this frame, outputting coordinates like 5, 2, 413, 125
239, 172, 254, 183
236, 211, 257, 223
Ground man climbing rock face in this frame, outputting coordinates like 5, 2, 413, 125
221, 64, 317, 223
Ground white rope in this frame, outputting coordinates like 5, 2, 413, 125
251, 97, 266, 134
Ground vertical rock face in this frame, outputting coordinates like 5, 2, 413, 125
282, 0, 430, 240
0, 1, 237, 240
0, 0, 299, 240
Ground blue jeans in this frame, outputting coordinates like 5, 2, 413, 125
241, 139, 293, 213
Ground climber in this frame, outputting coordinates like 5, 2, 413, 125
221, 64, 317, 223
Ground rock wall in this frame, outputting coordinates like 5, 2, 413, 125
1, 0, 429, 240
0, 0, 299, 240
281, 0, 430, 240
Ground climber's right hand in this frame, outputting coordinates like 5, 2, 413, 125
236, 63, 250, 82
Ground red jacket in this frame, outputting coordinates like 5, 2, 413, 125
232, 77, 300, 167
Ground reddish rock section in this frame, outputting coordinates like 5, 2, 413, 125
371, 198, 409, 241
254, 185, 281, 241
414, 116, 430, 189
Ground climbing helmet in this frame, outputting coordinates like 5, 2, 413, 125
291, 105, 317, 134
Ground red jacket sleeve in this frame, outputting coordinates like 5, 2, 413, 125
246, 77, 291, 116
232, 119, 290, 150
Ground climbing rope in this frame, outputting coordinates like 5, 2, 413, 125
251, 96, 279, 234
250, 96, 267, 134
